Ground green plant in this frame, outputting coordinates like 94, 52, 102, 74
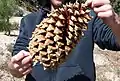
110, 0, 120, 14
0, 0, 17, 35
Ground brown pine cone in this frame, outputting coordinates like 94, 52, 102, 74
28, 1, 92, 70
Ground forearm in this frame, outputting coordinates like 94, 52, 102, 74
108, 12, 120, 45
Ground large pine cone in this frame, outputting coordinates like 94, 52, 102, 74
28, 1, 91, 70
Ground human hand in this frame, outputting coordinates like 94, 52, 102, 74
8, 50, 32, 78
85, 0, 116, 24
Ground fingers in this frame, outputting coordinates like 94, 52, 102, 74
93, 4, 112, 13
12, 61, 32, 76
92, 0, 113, 19
85, 0, 111, 8
13, 56, 32, 70
22, 67, 32, 75
18, 63, 32, 73
85, 0, 114, 19
98, 10, 113, 18
92, 0, 110, 7
13, 63, 20, 69
21, 55, 32, 65
18, 67, 32, 76
11, 50, 30, 62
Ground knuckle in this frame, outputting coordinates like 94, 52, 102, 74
27, 63, 32, 68
22, 56, 32, 65
23, 63, 32, 70
11, 57, 15, 62
25, 64, 31, 68
21, 59, 28, 65
23, 66, 27, 70
14, 63, 20, 69
22, 68, 32, 75
11, 55, 18, 62
18, 68, 24, 73
107, 4, 112, 9
28, 63, 32, 67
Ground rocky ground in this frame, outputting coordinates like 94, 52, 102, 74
94, 45, 120, 81
0, 31, 120, 81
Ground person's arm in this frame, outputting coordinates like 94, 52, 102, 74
93, 16, 120, 50
106, 12, 120, 45
91, 1, 120, 45
8, 50, 32, 78
85, 0, 120, 50
12, 17, 30, 56
8, 17, 32, 78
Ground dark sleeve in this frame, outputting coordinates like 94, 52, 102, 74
93, 17, 120, 51
12, 17, 30, 56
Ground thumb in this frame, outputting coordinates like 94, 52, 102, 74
85, 0, 93, 8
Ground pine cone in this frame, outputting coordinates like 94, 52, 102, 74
28, 1, 91, 70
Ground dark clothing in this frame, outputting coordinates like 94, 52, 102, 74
12, 8, 120, 81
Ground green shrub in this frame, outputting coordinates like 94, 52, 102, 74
0, 0, 17, 35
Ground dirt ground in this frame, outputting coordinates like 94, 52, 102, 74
0, 32, 120, 81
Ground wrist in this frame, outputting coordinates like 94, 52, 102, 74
108, 12, 120, 45
109, 11, 120, 28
